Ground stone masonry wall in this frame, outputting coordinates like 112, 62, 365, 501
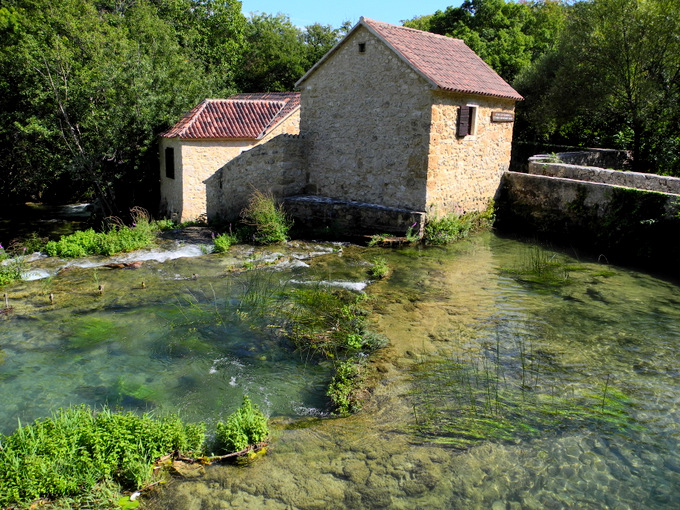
160, 109, 300, 222
496, 171, 680, 274
159, 137, 184, 221
426, 92, 515, 216
207, 134, 306, 222
300, 26, 432, 211
528, 154, 680, 194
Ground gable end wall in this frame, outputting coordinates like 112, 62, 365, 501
159, 108, 300, 222
300, 26, 432, 212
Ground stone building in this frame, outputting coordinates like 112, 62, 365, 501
296, 17, 522, 219
159, 92, 300, 222
160, 18, 522, 231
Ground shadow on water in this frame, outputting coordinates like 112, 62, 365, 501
0, 203, 92, 245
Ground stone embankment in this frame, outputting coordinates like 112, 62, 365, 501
496, 150, 680, 273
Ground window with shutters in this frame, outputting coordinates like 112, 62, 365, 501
457, 105, 477, 137
165, 147, 175, 179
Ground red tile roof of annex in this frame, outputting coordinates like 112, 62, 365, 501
297, 18, 522, 101
160, 92, 300, 140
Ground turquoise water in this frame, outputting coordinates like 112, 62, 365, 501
0, 255, 337, 434
2, 235, 680, 508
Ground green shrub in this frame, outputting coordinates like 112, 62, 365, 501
367, 233, 390, 247
0, 244, 26, 287
368, 256, 390, 279
215, 396, 269, 453
153, 219, 177, 231
327, 359, 365, 415
213, 232, 239, 253
423, 206, 494, 246
240, 190, 291, 245
0, 405, 205, 507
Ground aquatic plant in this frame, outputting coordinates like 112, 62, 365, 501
368, 256, 390, 279
0, 405, 205, 508
423, 206, 494, 246
285, 287, 380, 358
214, 396, 269, 454
502, 245, 572, 287
327, 358, 366, 415
368, 233, 390, 247
405, 222, 421, 243
18, 232, 47, 254
42, 207, 167, 258
240, 189, 291, 245
0, 253, 26, 287
212, 232, 239, 253
410, 338, 638, 449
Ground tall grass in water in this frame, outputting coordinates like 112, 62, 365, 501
240, 190, 291, 245
502, 245, 572, 287
410, 330, 636, 449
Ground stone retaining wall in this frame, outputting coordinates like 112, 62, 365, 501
496, 171, 680, 273
528, 153, 680, 194
206, 135, 306, 222
283, 195, 426, 236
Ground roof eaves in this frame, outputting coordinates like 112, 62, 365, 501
258, 103, 301, 139
438, 86, 524, 101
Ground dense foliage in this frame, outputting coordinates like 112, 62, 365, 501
0, 0, 342, 212
2, 0, 677, 212
239, 190, 292, 245
215, 396, 269, 453
0, 406, 205, 507
43, 209, 160, 257
0, 398, 270, 507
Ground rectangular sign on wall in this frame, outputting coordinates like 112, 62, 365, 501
491, 112, 515, 123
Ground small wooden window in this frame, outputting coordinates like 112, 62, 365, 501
457, 105, 477, 137
358, 42, 366, 53
165, 147, 175, 179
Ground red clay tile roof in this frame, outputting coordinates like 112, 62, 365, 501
297, 18, 522, 101
161, 92, 300, 139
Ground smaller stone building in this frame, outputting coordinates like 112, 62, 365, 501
159, 92, 300, 222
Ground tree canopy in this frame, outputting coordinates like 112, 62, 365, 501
1, 0, 679, 213
0, 0, 341, 213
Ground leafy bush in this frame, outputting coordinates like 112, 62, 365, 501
0, 405, 205, 507
215, 396, 269, 453
327, 359, 365, 415
368, 256, 390, 279
213, 232, 239, 253
423, 206, 494, 246
240, 190, 291, 245
0, 244, 27, 287
367, 233, 390, 247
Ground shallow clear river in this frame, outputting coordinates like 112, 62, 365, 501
1, 234, 679, 509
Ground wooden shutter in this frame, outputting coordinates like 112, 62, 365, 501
457, 106, 471, 137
